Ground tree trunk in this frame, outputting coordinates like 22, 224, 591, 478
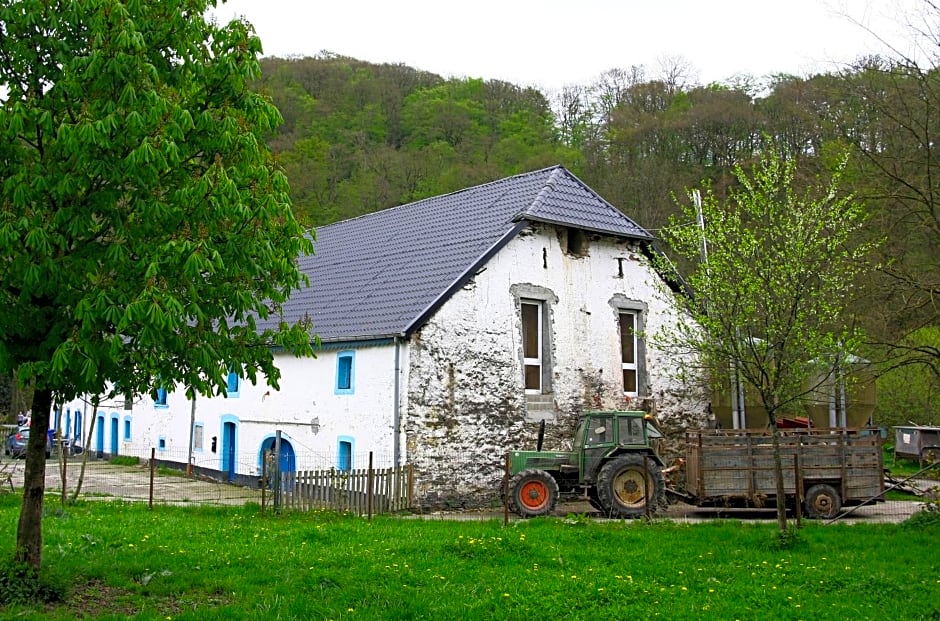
768, 413, 789, 532
71, 398, 99, 502
15, 386, 52, 570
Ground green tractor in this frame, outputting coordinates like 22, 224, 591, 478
505, 410, 666, 518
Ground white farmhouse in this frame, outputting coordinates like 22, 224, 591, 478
55, 166, 708, 507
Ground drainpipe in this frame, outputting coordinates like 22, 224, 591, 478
393, 336, 402, 467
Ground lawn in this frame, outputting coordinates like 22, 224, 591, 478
0, 494, 938, 620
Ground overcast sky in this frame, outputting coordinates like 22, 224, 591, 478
211, 0, 925, 92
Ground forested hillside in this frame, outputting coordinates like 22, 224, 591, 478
257, 54, 576, 226
256, 42, 939, 426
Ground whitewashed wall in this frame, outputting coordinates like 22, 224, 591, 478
54, 344, 402, 478
405, 223, 708, 507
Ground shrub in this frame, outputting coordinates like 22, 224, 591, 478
0, 562, 65, 606
903, 494, 940, 529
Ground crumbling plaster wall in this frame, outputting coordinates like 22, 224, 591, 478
405, 223, 709, 508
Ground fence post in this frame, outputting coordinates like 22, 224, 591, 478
367, 452, 374, 521
60, 443, 68, 509
261, 449, 267, 515
149, 447, 155, 510
274, 430, 282, 512
504, 453, 510, 527
408, 464, 414, 509
794, 453, 803, 528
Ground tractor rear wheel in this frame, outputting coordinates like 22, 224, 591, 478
596, 454, 664, 518
508, 469, 559, 518
804, 484, 842, 519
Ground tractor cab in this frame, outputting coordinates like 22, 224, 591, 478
576, 411, 663, 485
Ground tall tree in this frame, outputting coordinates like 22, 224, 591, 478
837, 50, 940, 381
0, 0, 313, 573
656, 146, 879, 531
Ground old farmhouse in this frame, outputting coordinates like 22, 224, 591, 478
56, 166, 708, 506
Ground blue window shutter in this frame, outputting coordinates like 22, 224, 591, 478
227, 370, 239, 394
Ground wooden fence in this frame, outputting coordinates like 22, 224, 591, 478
274, 464, 414, 515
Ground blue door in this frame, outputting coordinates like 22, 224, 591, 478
259, 437, 296, 475
110, 417, 119, 455
96, 415, 105, 455
222, 421, 236, 482
338, 440, 352, 472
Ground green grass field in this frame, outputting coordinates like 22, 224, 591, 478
0, 494, 938, 620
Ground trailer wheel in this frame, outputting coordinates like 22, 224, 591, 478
596, 455, 664, 518
508, 469, 559, 518
805, 484, 842, 519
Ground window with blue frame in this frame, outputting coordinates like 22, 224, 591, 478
158, 436, 166, 451
154, 386, 168, 407
226, 366, 240, 397
335, 351, 355, 394
123, 417, 132, 441
337, 438, 353, 472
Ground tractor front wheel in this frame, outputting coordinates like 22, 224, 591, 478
596, 455, 664, 518
508, 469, 559, 518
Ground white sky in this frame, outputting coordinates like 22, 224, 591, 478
211, 0, 926, 92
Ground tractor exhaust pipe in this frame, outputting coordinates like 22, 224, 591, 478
537, 419, 545, 452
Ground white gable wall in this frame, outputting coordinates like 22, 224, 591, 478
405, 223, 707, 507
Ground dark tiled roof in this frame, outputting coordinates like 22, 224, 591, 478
268, 166, 652, 342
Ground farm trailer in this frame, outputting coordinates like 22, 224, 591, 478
677, 428, 884, 518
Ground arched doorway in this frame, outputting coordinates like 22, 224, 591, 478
259, 435, 296, 476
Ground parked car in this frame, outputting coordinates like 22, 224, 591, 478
4, 426, 51, 459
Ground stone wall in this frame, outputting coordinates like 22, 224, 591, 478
404, 223, 710, 509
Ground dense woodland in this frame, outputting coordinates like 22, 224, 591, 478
255, 35, 940, 426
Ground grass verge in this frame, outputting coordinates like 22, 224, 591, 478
0, 495, 938, 620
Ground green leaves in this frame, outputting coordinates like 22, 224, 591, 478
657, 144, 880, 419
0, 0, 313, 401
